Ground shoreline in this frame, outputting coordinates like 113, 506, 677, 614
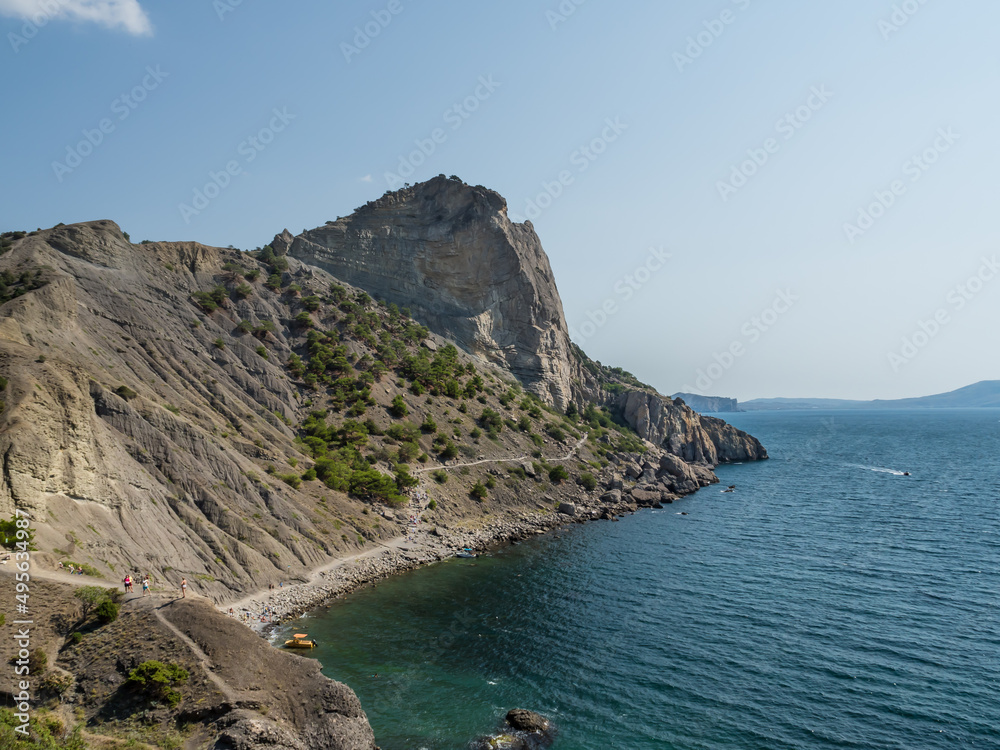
218, 486, 660, 637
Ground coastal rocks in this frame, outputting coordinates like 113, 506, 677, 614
557, 502, 577, 516
629, 486, 662, 507
283, 176, 576, 408
473, 709, 554, 750
506, 709, 550, 733
600, 489, 622, 504
617, 390, 767, 464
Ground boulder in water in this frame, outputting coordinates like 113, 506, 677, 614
505, 709, 549, 733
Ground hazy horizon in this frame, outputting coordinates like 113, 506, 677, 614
2, 1, 997, 402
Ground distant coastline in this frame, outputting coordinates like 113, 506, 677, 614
678, 380, 1000, 413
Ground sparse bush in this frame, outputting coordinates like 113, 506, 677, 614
549, 465, 569, 483
114, 385, 138, 400
27, 648, 47, 673
470, 481, 488, 500
579, 472, 597, 491
432, 470, 448, 484
127, 660, 189, 707
280, 473, 302, 488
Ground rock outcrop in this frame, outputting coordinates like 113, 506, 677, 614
618, 390, 765, 463
281, 176, 576, 408
276, 176, 765, 467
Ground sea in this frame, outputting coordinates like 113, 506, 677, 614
278, 409, 1000, 749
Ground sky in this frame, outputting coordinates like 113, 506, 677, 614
1, 0, 998, 401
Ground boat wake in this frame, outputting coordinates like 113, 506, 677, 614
852, 464, 908, 476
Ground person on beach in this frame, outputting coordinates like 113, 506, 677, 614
180, 578, 187, 598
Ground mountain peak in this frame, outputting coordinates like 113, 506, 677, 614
281, 177, 572, 407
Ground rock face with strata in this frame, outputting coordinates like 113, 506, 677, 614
282, 176, 576, 408
617, 390, 765, 463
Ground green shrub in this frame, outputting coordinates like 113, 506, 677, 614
432, 470, 448, 484
389, 395, 408, 417
0, 515, 35, 550
420, 415, 437, 433
28, 648, 47, 673
213, 338, 225, 349
549, 465, 569, 483
127, 660, 189, 707
439, 441, 458, 460
95, 600, 119, 624
279, 473, 302, 489
256, 345, 268, 359
545, 424, 566, 442
470, 481, 488, 500
579, 472, 597, 491
427, 499, 437, 510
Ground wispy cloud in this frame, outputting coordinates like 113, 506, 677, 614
360, 174, 373, 183
0, 0, 152, 35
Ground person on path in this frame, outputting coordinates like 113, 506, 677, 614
180, 578, 187, 598
142, 578, 150, 596
123, 575, 129, 593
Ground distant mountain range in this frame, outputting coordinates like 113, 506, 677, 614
741, 381, 1000, 411
674, 381, 1000, 413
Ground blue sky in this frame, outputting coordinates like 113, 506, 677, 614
2, 0, 998, 401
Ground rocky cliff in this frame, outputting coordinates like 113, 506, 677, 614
282, 176, 575, 409
277, 176, 764, 464
617, 390, 763, 464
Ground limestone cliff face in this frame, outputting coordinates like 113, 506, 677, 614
618, 391, 766, 463
283, 176, 575, 409
281, 176, 766, 467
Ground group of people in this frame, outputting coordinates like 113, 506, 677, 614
123, 572, 152, 596
57, 561, 87, 575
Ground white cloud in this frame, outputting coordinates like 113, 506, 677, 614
0, 0, 152, 35
360, 174, 373, 183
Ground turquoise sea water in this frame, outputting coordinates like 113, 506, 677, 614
279, 410, 1000, 749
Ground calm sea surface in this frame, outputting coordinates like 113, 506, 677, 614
279, 410, 1000, 749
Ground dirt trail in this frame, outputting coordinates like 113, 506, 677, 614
412, 434, 587, 473
143, 597, 240, 704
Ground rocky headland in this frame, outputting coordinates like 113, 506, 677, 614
0, 176, 765, 748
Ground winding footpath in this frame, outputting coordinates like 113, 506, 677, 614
412, 434, 587, 474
